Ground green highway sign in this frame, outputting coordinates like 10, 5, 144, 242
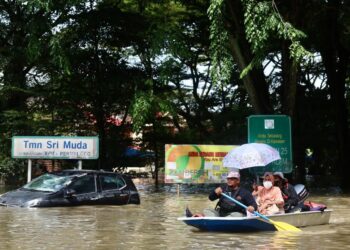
248, 115, 292, 174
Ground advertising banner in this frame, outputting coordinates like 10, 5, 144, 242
164, 144, 237, 184
12, 136, 99, 159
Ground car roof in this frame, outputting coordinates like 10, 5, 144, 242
54, 169, 122, 176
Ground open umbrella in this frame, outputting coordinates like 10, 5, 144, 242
221, 143, 301, 232
222, 143, 280, 169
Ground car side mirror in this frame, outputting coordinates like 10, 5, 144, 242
64, 188, 76, 198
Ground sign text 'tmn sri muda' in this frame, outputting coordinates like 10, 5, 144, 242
12, 136, 99, 159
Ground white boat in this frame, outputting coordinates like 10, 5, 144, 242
178, 209, 332, 232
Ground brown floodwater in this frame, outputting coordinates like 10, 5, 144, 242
0, 185, 349, 249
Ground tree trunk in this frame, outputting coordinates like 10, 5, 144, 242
281, 41, 298, 118
322, 48, 350, 187
152, 121, 159, 188
225, 1, 272, 114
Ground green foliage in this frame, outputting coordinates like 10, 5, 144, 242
241, 0, 312, 77
131, 89, 175, 132
239, 56, 261, 79
131, 91, 154, 131
289, 41, 312, 63
0, 157, 26, 185
49, 34, 71, 75
29, 0, 53, 10
208, 0, 234, 85
208, 0, 312, 79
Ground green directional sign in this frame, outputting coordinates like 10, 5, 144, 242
248, 115, 292, 174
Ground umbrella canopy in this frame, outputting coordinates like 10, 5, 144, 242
223, 143, 281, 169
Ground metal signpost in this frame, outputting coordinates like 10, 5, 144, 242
12, 136, 99, 182
248, 115, 292, 175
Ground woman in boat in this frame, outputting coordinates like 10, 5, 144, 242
204, 171, 257, 217
273, 172, 299, 213
252, 172, 285, 215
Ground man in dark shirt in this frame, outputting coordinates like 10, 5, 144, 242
204, 171, 257, 217
273, 172, 299, 212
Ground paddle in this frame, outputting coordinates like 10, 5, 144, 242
221, 193, 301, 232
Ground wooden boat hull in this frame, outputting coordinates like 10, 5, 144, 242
178, 209, 332, 232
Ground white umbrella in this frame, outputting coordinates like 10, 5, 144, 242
223, 143, 281, 169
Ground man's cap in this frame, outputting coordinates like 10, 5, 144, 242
227, 171, 240, 179
273, 171, 285, 179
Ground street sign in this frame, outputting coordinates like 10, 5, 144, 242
12, 136, 99, 159
248, 115, 292, 174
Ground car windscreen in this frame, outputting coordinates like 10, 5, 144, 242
23, 173, 74, 192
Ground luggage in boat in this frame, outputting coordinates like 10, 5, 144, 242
302, 201, 327, 212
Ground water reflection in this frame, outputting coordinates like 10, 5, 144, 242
0, 187, 349, 249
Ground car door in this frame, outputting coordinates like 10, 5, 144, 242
66, 174, 100, 205
98, 174, 130, 205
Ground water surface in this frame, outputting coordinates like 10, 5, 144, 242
0, 186, 348, 249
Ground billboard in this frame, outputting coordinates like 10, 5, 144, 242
164, 144, 237, 184
12, 136, 99, 159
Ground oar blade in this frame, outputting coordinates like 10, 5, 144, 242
271, 220, 302, 232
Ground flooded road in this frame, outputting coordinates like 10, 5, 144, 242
0, 186, 349, 249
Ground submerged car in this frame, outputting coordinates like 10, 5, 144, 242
0, 170, 140, 207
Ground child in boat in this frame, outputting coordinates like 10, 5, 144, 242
252, 172, 285, 215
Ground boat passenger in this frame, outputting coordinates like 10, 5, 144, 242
252, 172, 285, 215
204, 171, 257, 217
273, 172, 299, 213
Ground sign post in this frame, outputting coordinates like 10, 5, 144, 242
248, 115, 292, 175
12, 136, 99, 182
27, 159, 32, 183
78, 160, 82, 170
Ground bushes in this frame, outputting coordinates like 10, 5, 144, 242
0, 157, 26, 186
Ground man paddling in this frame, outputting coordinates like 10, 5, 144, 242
203, 171, 257, 217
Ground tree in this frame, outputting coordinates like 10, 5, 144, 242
303, 0, 350, 187
36, 0, 149, 168
0, 0, 86, 178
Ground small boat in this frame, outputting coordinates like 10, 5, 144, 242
178, 209, 332, 232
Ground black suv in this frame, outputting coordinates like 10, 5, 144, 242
0, 170, 140, 207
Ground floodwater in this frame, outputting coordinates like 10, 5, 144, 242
0, 185, 349, 250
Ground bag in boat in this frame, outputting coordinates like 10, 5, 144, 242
302, 201, 327, 212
